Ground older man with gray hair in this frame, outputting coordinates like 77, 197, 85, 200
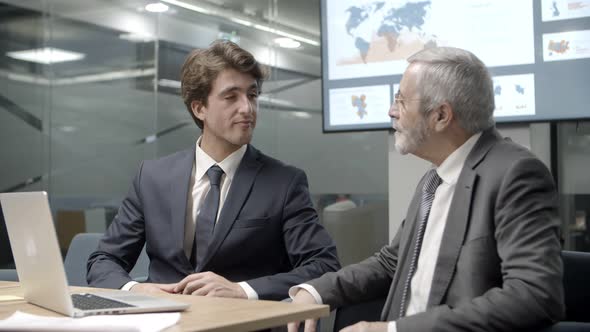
289, 47, 564, 332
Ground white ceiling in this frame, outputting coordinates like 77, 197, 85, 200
204, 0, 321, 36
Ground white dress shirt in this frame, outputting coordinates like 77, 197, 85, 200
289, 133, 482, 332
124, 138, 258, 299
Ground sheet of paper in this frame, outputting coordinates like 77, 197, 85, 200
0, 311, 180, 332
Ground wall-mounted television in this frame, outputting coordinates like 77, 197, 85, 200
320, 0, 590, 132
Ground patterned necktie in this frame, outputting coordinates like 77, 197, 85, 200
399, 169, 442, 317
194, 165, 224, 270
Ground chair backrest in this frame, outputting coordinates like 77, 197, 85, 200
64, 233, 149, 286
562, 250, 590, 322
131, 243, 150, 282
0, 269, 18, 281
322, 202, 389, 266
0, 203, 15, 269
332, 297, 385, 331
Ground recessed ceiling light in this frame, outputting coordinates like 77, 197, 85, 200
291, 111, 312, 119
6, 47, 85, 64
119, 33, 155, 43
258, 95, 296, 107
145, 2, 169, 13
274, 37, 301, 49
158, 79, 181, 89
161, 0, 211, 14
58, 126, 78, 133
229, 17, 252, 27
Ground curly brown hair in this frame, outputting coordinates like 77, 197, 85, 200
180, 40, 267, 129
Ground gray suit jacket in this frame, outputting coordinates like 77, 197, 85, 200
309, 128, 564, 331
87, 144, 340, 300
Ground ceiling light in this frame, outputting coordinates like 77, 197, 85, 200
0, 68, 154, 86
119, 33, 155, 43
145, 2, 169, 13
58, 126, 78, 133
255, 24, 319, 46
160, 0, 211, 14
291, 111, 312, 119
6, 48, 85, 64
258, 95, 296, 107
229, 17, 253, 27
158, 79, 181, 89
274, 37, 301, 49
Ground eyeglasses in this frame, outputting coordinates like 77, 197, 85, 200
394, 91, 422, 109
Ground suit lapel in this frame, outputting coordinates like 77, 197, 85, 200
168, 147, 196, 272
382, 181, 424, 320
397, 190, 423, 269
427, 128, 501, 307
427, 170, 476, 306
198, 145, 262, 270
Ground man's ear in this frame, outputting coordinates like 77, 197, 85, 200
191, 100, 205, 121
432, 102, 453, 132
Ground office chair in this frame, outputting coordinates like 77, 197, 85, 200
541, 250, 590, 331
322, 202, 388, 266
64, 233, 149, 286
562, 250, 590, 323
0, 203, 15, 269
0, 269, 18, 281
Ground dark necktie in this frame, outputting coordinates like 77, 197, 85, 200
399, 169, 442, 317
194, 165, 224, 270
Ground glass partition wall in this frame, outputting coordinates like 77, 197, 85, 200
0, 0, 390, 267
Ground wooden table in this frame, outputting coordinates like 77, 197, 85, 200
0, 281, 19, 289
0, 284, 329, 331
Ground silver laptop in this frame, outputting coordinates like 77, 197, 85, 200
0, 191, 189, 317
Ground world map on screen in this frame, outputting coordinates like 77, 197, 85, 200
341, 1, 435, 65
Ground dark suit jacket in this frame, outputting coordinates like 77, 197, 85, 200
309, 128, 564, 331
87, 144, 340, 300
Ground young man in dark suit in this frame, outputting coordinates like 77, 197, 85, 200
87, 40, 340, 301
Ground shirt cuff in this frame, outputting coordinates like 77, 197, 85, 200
288, 284, 323, 304
388, 321, 397, 332
238, 282, 259, 300
121, 281, 139, 291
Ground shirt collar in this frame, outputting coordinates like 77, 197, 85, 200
194, 136, 248, 182
435, 132, 482, 186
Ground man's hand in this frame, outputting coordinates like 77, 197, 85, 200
288, 289, 319, 332
130, 283, 176, 295
173, 271, 247, 299
339, 321, 388, 332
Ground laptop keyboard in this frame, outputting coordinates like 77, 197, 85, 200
72, 293, 136, 311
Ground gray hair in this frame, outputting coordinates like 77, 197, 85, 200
407, 47, 495, 134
